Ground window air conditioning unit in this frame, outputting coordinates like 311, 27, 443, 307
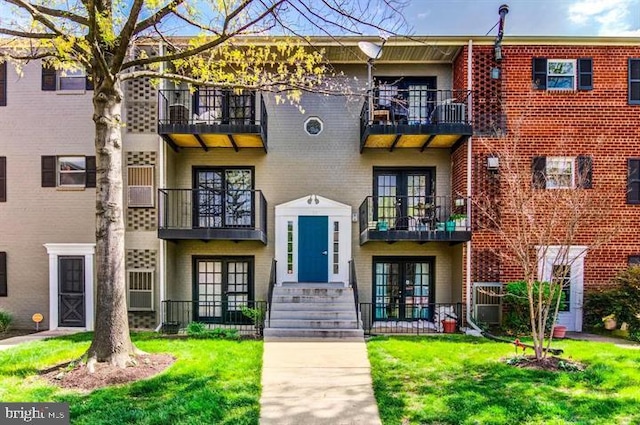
127, 166, 154, 208
127, 270, 154, 311
435, 103, 466, 124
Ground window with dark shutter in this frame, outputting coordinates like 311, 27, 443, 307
85, 75, 94, 91
532, 156, 546, 188
0, 157, 5, 202
630, 59, 640, 105
532, 58, 547, 90
629, 255, 640, 266
86, 156, 96, 188
41, 156, 56, 187
576, 155, 593, 189
577, 58, 593, 90
42, 65, 57, 91
0, 61, 6, 106
628, 159, 640, 204
0, 252, 6, 297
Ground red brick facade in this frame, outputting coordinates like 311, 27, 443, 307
454, 42, 640, 292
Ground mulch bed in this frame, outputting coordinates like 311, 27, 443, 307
506, 355, 585, 372
40, 354, 176, 392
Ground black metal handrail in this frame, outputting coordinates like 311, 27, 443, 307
358, 195, 471, 234
359, 302, 464, 335
360, 88, 471, 126
267, 258, 277, 328
161, 300, 267, 335
349, 260, 360, 329
158, 188, 267, 231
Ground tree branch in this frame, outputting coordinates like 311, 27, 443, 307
0, 28, 56, 39
30, 4, 89, 26
111, 0, 145, 72
132, 0, 185, 35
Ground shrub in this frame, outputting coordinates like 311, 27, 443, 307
0, 310, 12, 333
502, 280, 563, 336
584, 265, 640, 340
241, 305, 266, 335
186, 322, 239, 340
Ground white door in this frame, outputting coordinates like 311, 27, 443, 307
538, 246, 586, 332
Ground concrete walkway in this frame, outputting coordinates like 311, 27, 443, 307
0, 329, 82, 351
566, 331, 640, 348
259, 340, 382, 425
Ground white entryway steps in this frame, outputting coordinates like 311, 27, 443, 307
263, 283, 364, 340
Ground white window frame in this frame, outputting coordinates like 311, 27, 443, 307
127, 269, 154, 311
127, 166, 155, 208
547, 59, 576, 91
58, 68, 86, 92
545, 156, 575, 189
58, 156, 87, 188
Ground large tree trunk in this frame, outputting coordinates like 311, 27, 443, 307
86, 78, 139, 369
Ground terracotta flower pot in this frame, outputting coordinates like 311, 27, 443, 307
552, 325, 567, 339
441, 319, 457, 334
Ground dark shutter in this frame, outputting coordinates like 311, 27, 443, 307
85, 156, 96, 188
576, 156, 593, 189
0, 157, 5, 202
629, 59, 640, 105
532, 156, 546, 189
41, 65, 57, 91
0, 61, 6, 106
532, 58, 547, 90
85, 75, 94, 91
42, 156, 57, 187
0, 252, 6, 297
628, 159, 640, 204
577, 58, 593, 90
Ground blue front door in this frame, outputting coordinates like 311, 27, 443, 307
298, 216, 329, 282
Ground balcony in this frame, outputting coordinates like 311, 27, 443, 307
360, 89, 472, 152
158, 89, 268, 152
158, 189, 267, 243
358, 195, 471, 245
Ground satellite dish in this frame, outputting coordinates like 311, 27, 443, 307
358, 41, 384, 60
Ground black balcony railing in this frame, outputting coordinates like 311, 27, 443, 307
359, 302, 464, 335
358, 195, 471, 244
161, 300, 267, 336
158, 188, 267, 243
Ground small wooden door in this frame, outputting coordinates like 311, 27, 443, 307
58, 257, 85, 327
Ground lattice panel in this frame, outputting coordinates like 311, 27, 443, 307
472, 249, 501, 283
473, 48, 506, 136
473, 153, 501, 231
125, 76, 157, 133
128, 311, 157, 329
126, 249, 157, 270
126, 151, 157, 166
127, 208, 157, 231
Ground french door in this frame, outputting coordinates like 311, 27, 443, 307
193, 257, 253, 323
374, 257, 434, 321
193, 168, 254, 228
374, 168, 434, 229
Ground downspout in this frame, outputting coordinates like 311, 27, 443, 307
466, 39, 482, 333
156, 40, 166, 332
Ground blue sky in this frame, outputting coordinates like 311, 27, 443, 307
404, 0, 640, 36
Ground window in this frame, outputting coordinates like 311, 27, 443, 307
373, 257, 434, 320
127, 166, 154, 207
0, 252, 6, 297
532, 58, 593, 91
333, 221, 339, 274
304, 117, 323, 136
287, 221, 294, 274
193, 257, 253, 323
127, 270, 154, 311
532, 156, 592, 189
628, 159, 640, 204
194, 168, 253, 228
629, 59, 640, 105
41, 156, 96, 188
0, 61, 6, 106
628, 255, 640, 266
41, 65, 93, 92
374, 77, 436, 124
193, 88, 255, 124
0, 157, 5, 202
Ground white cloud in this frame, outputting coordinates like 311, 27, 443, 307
568, 0, 640, 35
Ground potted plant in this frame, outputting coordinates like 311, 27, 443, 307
602, 314, 617, 330
552, 324, 567, 338
450, 213, 467, 231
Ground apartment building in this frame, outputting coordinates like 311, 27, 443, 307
0, 35, 638, 333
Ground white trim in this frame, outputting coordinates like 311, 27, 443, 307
275, 195, 352, 286
537, 245, 587, 332
44, 243, 95, 331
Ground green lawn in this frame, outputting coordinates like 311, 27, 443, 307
0, 333, 263, 425
368, 335, 640, 425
